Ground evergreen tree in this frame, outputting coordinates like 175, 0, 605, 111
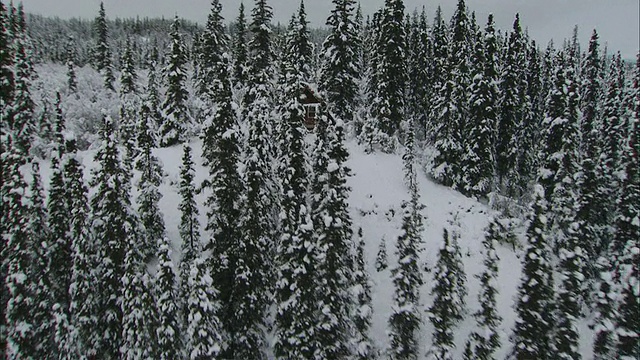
427, 227, 467, 360
613, 61, 639, 358
4, 139, 38, 358
509, 185, 555, 360
178, 144, 200, 311
236, 1, 279, 357
497, 14, 528, 195
185, 257, 224, 360
599, 53, 626, 221
135, 102, 165, 259
232, 2, 249, 86
28, 161, 57, 358
159, 15, 190, 147
47, 102, 73, 312
274, 79, 316, 359
575, 30, 607, 287
244, 0, 275, 107
405, 9, 430, 140
0, 4, 11, 347
200, 3, 262, 357
0, 1, 14, 111
89, 114, 139, 359
310, 103, 357, 359
319, 0, 360, 124
538, 50, 580, 251
462, 14, 498, 198
467, 219, 502, 360
426, 6, 448, 144
93, 2, 115, 91
353, 228, 375, 360
554, 220, 585, 360
389, 123, 424, 360
10, 34, 35, 158
120, 37, 138, 95
375, 236, 388, 272
369, 0, 406, 149
66, 36, 77, 93
65, 134, 97, 358
120, 237, 157, 360
432, 0, 472, 189
155, 237, 183, 360
195, 0, 228, 97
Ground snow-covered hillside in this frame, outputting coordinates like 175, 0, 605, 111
35, 136, 597, 359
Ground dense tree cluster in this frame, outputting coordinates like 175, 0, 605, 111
2, 0, 638, 358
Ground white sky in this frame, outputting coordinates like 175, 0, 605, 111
19, 0, 639, 59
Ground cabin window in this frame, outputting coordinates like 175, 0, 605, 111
304, 104, 319, 129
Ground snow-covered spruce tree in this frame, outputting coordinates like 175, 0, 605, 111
159, 15, 190, 147
10, 34, 36, 159
0, 5, 12, 350
405, 9, 430, 141
461, 14, 498, 199
236, 0, 279, 356
120, 37, 138, 95
45, 96, 73, 356
466, 219, 502, 360
195, 0, 227, 98
135, 101, 165, 259
274, 73, 316, 360
28, 161, 57, 358
0, 1, 13, 111
178, 144, 200, 313
368, 0, 406, 151
613, 70, 639, 359
155, 236, 183, 360
389, 122, 424, 360
575, 30, 607, 286
353, 228, 375, 359
431, 1, 472, 189
319, 0, 360, 124
496, 14, 528, 196
200, 4, 255, 356
66, 36, 77, 93
4, 138, 38, 358
89, 114, 139, 359
599, 53, 626, 222
524, 40, 544, 178
145, 45, 163, 132
47, 95, 73, 312
425, 6, 448, 144
509, 185, 555, 360
427, 227, 467, 360
538, 50, 580, 251
92, 2, 114, 91
243, 0, 276, 108
64, 134, 97, 358
553, 220, 586, 360
120, 234, 158, 360
376, 236, 388, 272
186, 257, 224, 360
232, 2, 249, 86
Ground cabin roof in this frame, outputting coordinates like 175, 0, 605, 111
300, 82, 322, 105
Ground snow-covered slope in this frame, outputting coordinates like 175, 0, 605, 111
36, 136, 596, 359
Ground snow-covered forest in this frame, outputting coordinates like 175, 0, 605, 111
1, 0, 638, 359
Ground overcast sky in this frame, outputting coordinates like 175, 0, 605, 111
19, 0, 639, 59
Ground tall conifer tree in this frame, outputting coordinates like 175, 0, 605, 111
159, 16, 190, 147
93, 2, 114, 91
509, 186, 555, 360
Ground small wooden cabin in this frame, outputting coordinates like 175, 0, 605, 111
301, 84, 322, 130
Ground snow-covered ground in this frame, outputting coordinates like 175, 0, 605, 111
35, 135, 596, 359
